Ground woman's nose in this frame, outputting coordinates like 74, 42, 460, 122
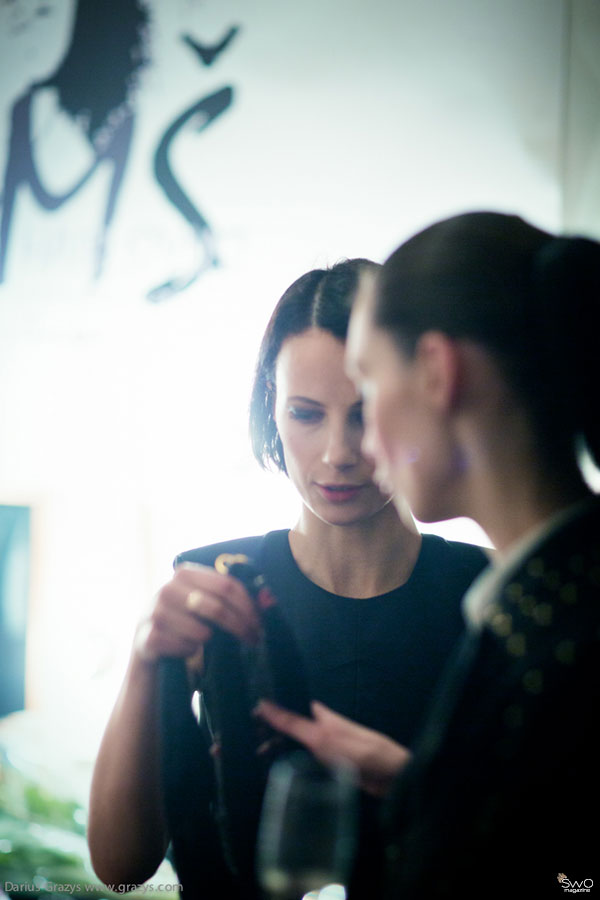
322, 424, 360, 468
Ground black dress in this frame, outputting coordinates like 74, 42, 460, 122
162, 529, 488, 897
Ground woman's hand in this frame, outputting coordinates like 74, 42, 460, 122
134, 561, 262, 665
256, 699, 412, 797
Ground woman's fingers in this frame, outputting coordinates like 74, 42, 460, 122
255, 699, 348, 767
135, 607, 213, 663
255, 699, 411, 797
175, 563, 262, 642
135, 563, 262, 663
255, 699, 320, 749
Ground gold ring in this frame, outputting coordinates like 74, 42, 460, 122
187, 589, 203, 611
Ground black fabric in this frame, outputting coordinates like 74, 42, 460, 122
196, 558, 312, 892
159, 658, 236, 898
162, 530, 488, 898
179, 530, 488, 746
383, 500, 600, 898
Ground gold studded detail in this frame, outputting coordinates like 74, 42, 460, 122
559, 582, 578, 605
490, 612, 512, 637
527, 558, 544, 577
532, 602, 553, 627
543, 570, 561, 590
522, 669, 544, 694
506, 633, 526, 656
555, 640, 576, 665
518, 595, 536, 617
505, 582, 523, 601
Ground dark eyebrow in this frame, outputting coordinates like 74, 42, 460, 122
288, 396, 324, 407
287, 396, 362, 410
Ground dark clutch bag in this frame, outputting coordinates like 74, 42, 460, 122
159, 554, 312, 897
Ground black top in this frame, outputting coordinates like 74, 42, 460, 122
178, 529, 488, 747
165, 530, 488, 898
383, 499, 600, 898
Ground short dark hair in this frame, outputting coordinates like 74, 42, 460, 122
377, 211, 600, 468
250, 258, 379, 472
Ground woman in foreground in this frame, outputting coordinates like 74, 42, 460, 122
259, 212, 600, 896
87, 258, 486, 897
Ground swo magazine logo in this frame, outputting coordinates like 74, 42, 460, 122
558, 873, 594, 894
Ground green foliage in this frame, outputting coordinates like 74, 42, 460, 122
0, 748, 177, 898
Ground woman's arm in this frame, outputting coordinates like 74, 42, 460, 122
87, 563, 261, 888
87, 648, 169, 888
256, 699, 412, 797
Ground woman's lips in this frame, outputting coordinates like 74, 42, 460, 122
316, 483, 365, 503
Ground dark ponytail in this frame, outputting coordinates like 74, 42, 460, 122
377, 212, 600, 469
531, 235, 600, 467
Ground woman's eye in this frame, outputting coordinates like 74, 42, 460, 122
348, 406, 364, 427
289, 407, 323, 423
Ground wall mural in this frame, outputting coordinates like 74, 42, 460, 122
0, 0, 240, 302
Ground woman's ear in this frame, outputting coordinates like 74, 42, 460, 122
413, 331, 462, 412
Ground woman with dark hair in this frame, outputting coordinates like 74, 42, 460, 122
88, 258, 487, 896
259, 213, 600, 897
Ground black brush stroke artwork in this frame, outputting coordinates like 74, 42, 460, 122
182, 26, 240, 67
0, 89, 135, 284
0, 0, 149, 284
148, 86, 233, 303
0, 0, 240, 302
147, 26, 239, 303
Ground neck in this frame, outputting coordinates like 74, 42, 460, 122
482, 479, 590, 557
460, 423, 591, 555
289, 501, 422, 598
452, 343, 594, 555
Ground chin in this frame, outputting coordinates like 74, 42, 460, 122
314, 503, 383, 529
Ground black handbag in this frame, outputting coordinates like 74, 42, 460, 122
159, 555, 312, 897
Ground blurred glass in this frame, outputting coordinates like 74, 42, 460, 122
256, 751, 358, 900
